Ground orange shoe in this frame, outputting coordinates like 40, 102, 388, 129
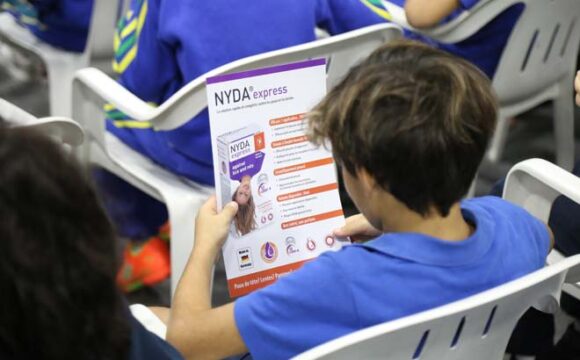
117, 235, 170, 292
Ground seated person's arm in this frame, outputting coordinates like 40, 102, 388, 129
166, 197, 247, 359
404, 0, 461, 28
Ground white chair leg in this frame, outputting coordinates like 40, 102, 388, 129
46, 56, 83, 117
486, 112, 511, 164
553, 81, 575, 171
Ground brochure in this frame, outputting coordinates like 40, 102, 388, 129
207, 59, 347, 298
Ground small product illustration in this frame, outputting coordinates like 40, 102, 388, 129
218, 125, 276, 237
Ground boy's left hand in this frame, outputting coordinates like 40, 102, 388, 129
193, 195, 238, 259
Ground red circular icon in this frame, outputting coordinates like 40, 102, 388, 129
325, 235, 335, 247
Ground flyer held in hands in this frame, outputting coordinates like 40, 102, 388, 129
207, 59, 347, 298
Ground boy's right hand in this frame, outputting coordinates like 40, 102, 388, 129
193, 195, 238, 259
333, 214, 382, 243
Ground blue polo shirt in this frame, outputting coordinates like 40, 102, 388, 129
234, 196, 550, 360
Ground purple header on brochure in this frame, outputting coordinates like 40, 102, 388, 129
207, 58, 326, 84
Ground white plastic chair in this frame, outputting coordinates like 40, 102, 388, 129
0, 98, 84, 147
130, 304, 167, 340
294, 159, 580, 360
503, 158, 580, 301
381, 0, 580, 170
0, 0, 120, 117
294, 256, 580, 360
71, 23, 403, 295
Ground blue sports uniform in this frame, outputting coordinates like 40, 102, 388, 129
1, 0, 93, 52
363, 0, 524, 78
98, 0, 385, 239
107, 0, 385, 186
235, 196, 550, 360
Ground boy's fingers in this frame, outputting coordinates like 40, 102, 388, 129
221, 201, 239, 222
333, 214, 371, 237
576, 93, 580, 107
202, 195, 218, 211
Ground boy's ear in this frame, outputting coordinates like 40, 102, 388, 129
355, 167, 378, 192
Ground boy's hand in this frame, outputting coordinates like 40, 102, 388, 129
193, 195, 238, 259
333, 214, 382, 243
575, 71, 580, 106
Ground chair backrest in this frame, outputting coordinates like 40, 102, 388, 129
72, 23, 402, 150
0, 98, 84, 147
85, 0, 121, 63
503, 158, 580, 223
294, 254, 580, 360
383, 0, 580, 105
492, 0, 580, 104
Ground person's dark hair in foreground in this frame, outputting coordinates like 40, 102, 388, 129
0, 124, 131, 359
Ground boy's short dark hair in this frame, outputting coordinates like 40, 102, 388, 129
309, 40, 497, 216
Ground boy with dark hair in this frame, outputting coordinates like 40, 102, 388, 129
164, 40, 552, 360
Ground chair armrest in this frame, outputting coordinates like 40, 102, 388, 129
503, 158, 580, 223
33, 117, 85, 147
73, 67, 206, 132
381, 0, 523, 44
0, 98, 38, 124
0, 99, 84, 146
73, 68, 156, 121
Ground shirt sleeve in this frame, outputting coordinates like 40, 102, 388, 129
234, 254, 358, 360
501, 197, 551, 269
315, 0, 384, 35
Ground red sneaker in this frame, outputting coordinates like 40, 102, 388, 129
117, 235, 170, 292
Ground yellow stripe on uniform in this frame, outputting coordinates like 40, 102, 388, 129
113, 0, 149, 74
20, 15, 39, 26
121, 18, 137, 39
137, 1, 148, 33
360, 0, 392, 21
114, 31, 120, 52
113, 120, 153, 129
104, 103, 116, 111
114, 46, 137, 73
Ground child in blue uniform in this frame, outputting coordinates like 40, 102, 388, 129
362, 0, 524, 78
163, 40, 552, 359
0, 0, 93, 52
99, 0, 388, 289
